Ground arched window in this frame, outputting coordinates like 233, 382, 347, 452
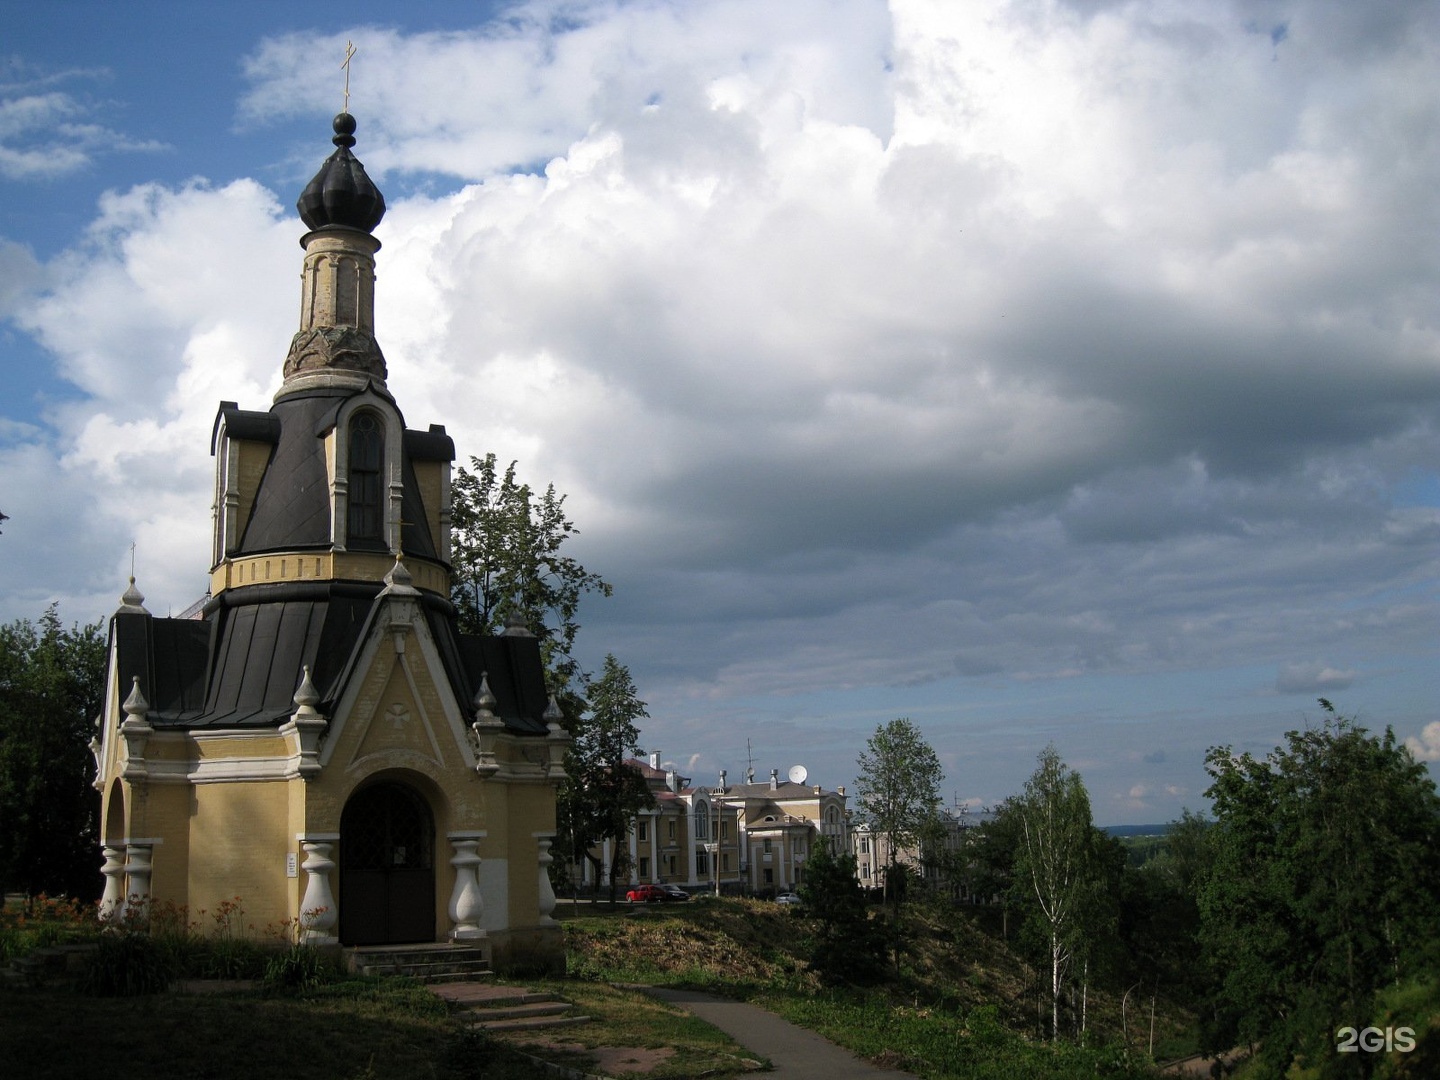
348, 411, 384, 545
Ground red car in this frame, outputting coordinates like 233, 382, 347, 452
625, 883, 665, 903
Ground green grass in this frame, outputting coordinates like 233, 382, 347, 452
0, 893, 1193, 1079
560, 897, 1169, 1079
0, 979, 541, 1080
492, 978, 768, 1078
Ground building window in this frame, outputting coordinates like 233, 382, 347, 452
347, 412, 384, 545
639, 856, 649, 878
694, 809, 708, 839
720, 820, 729, 839
860, 838, 870, 854
763, 869, 773, 884
668, 820, 676, 841
696, 851, 709, 875
668, 856, 676, 876
763, 838, 772, 854
721, 854, 730, 872
637, 821, 648, 842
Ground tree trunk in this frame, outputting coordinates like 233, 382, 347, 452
1051, 930, 1062, 1040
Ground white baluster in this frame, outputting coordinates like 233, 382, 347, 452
536, 835, 558, 926
121, 843, 153, 921
99, 844, 126, 921
299, 841, 339, 944
448, 834, 485, 941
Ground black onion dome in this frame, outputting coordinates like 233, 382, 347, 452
296, 113, 386, 233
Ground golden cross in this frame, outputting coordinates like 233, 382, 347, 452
341, 40, 357, 112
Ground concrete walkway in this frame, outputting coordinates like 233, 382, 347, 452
644, 988, 920, 1080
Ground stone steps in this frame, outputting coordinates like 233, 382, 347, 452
430, 982, 592, 1033
348, 942, 492, 984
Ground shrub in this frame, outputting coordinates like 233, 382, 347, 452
263, 944, 333, 990
81, 931, 173, 996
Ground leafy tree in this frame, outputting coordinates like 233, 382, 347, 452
1116, 809, 1212, 1004
554, 654, 655, 902
0, 605, 106, 897
799, 840, 885, 984
449, 453, 611, 695
854, 717, 943, 903
1199, 701, 1440, 1078
969, 799, 1024, 938
1012, 745, 1107, 1041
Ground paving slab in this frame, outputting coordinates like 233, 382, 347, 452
645, 987, 920, 1080
429, 981, 547, 1005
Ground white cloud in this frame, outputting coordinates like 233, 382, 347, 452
2, 180, 295, 617
0, 73, 165, 181
0, 1, 1436, 819
1275, 661, 1358, 695
1405, 722, 1440, 763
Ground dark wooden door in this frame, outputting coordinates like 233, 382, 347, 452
339, 782, 436, 945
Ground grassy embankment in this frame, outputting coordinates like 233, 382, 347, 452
550, 895, 1181, 1080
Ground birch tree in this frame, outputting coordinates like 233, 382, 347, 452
1014, 744, 1098, 1040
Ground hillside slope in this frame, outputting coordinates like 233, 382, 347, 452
560, 896, 1191, 1061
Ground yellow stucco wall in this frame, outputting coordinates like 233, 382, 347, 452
412, 460, 444, 552
96, 598, 562, 966
210, 551, 450, 596
234, 439, 272, 540
188, 780, 292, 931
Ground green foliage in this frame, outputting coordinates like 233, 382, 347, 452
1116, 811, 1212, 1002
0, 605, 106, 898
263, 943, 335, 990
1199, 701, 1440, 1078
767, 992, 1158, 1079
555, 654, 656, 900
81, 931, 174, 996
854, 718, 944, 902
798, 841, 885, 984
449, 453, 611, 694
1010, 745, 1112, 1040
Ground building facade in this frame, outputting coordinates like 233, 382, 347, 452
91, 113, 568, 970
573, 759, 850, 896
710, 769, 849, 894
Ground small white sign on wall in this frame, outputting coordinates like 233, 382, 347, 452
286, 852, 298, 878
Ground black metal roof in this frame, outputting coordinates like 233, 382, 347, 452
111, 581, 550, 735
215, 388, 455, 560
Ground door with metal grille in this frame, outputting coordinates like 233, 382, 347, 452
339, 781, 436, 945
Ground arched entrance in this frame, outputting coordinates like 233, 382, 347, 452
339, 780, 436, 945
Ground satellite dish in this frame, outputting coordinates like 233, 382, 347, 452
787, 764, 809, 785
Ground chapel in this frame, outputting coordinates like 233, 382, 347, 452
90, 113, 568, 970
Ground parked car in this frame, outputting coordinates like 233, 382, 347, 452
658, 884, 691, 902
774, 891, 803, 906
625, 884, 665, 903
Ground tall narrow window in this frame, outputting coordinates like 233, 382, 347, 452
348, 412, 384, 545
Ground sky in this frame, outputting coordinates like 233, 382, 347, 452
1, 0, 1436, 826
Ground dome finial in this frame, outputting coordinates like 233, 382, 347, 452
332, 112, 357, 149
296, 111, 385, 234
